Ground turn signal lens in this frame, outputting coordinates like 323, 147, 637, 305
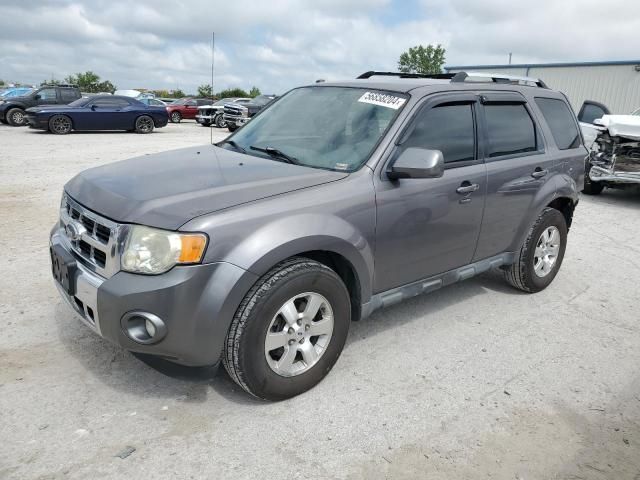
178, 234, 208, 263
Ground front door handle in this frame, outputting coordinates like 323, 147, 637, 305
456, 182, 480, 194
531, 168, 548, 179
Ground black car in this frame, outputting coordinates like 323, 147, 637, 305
25, 95, 169, 134
223, 94, 277, 131
0, 85, 81, 126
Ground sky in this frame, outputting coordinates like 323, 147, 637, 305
1, 0, 639, 94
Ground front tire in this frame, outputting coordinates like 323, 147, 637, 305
170, 111, 182, 123
7, 108, 26, 126
223, 257, 351, 401
135, 115, 154, 134
582, 162, 604, 195
48, 115, 73, 135
215, 114, 227, 128
504, 207, 567, 293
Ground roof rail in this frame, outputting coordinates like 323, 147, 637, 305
357, 71, 455, 80
450, 71, 548, 88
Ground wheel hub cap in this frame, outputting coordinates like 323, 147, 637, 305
533, 226, 560, 278
264, 292, 334, 377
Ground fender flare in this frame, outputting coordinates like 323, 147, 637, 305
222, 213, 374, 304
510, 173, 578, 252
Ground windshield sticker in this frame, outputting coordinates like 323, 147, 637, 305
358, 92, 406, 110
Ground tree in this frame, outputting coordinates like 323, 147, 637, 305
41, 78, 61, 86
398, 44, 446, 75
64, 71, 116, 93
197, 84, 213, 97
216, 88, 250, 98
249, 86, 261, 98
170, 89, 186, 98
0, 79, 4, 86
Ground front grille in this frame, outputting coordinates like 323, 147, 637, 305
224, 104, 247, 117
61, 195, 120, 278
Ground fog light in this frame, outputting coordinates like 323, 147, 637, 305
121, 311, 167, 345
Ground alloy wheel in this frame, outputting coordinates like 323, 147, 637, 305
136, 116, 154, 133
533, 226, 561, 277
51, 116, 71, 134
264, 292, 334, 377
11, 110, 24, 125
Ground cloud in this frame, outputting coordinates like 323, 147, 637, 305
0, 0, 639, 94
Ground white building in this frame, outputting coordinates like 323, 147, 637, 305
445, 60, 640, 115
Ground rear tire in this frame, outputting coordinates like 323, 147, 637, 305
170, 112, 182, 123
215, 114, 226, 128
223, 257, 351, 401
135, 115, 154, 134
227, 125, 237, 132
504, 207, 567, 293
48, 115, 73, 135
7, 108, 26, 126
201, 120, 211, 127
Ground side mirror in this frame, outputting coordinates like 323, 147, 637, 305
34, 94, 41, 100
387, 148, 445, 180
91, 104, 97, 111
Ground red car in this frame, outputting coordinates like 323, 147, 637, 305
166, 98, 210, 123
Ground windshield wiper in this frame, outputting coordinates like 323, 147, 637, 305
250, 145, 300, 165
218, 140, 246, 153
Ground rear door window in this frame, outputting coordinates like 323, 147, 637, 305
484, 104, 537, 158
578, 101, 609, 124
535, 97, 580, 150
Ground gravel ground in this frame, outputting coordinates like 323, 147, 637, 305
1, 121, 639, 480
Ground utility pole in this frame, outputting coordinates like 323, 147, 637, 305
508, 52, 512, 65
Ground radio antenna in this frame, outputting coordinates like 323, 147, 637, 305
214, 32, 216, 145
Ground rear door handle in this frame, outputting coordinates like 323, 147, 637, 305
531, 168, 548, 179
456, 182, 480, 194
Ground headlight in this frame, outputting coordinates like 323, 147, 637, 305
121, 225, 208, 274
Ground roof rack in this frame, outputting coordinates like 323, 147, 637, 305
357, 71, 455, 80
450, 71, 548, 88
41, 83, 79, 88
356, 70, 548, 88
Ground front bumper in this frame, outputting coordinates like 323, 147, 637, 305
223, 114, 248, 128
196, 114, 215, 124
50, 226, 258, 366
26, 114, 48, 129
589, 166, 640, 184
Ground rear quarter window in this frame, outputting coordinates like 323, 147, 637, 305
535, 97, 580, 150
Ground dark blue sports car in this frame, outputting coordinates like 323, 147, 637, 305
25, 95, 169, 134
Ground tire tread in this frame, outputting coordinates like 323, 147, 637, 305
223, 257, 334, 398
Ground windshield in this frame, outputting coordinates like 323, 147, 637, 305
67, 97, 92, 107
171, 98, 188, 105
223, 87, 406, 172
2, 88, 33, 98
252, 95, 275, 106
214, 98, 234, 106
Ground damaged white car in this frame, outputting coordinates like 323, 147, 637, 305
580, 106, 640, 195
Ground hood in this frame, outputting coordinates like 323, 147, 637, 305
64, 145, 348, 230
26, 105, 77, 113
1, 94, 32, 104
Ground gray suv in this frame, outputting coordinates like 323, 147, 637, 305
50, 71, 585, 400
